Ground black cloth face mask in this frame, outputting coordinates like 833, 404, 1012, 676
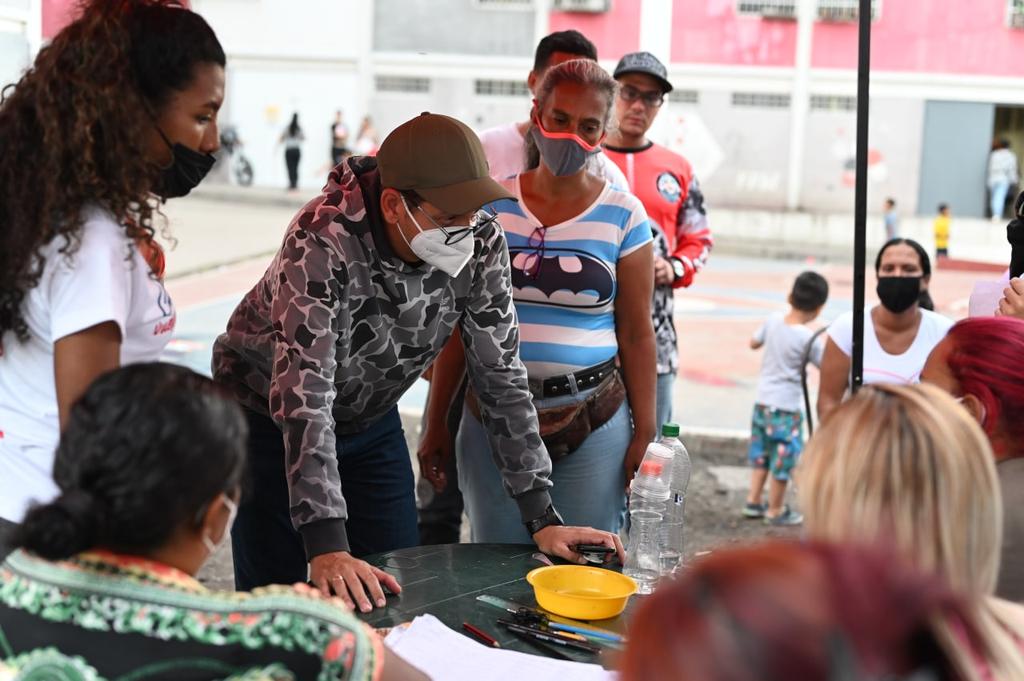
876, 276, 922, 313
154, 128, 215, 199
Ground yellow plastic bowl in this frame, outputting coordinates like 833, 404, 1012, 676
526, 565, 637, 620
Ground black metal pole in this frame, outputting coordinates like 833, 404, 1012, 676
851, 0, 872, 393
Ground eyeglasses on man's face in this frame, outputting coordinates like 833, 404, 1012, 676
414, 203, 498, 246
619, 85, 664, 108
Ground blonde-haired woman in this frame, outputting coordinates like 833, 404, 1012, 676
799, 382, 1024, 680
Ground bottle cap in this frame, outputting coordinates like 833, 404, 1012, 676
661, 423, 680, 437
639, 460, 663, 477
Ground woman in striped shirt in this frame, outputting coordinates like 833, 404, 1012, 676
433, 59, 656, 541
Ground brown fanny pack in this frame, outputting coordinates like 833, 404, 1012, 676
465, 370, 626, 461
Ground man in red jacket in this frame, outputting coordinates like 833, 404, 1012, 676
604, 51, 713, 430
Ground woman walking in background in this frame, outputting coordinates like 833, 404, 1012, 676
281, 112, 304, 191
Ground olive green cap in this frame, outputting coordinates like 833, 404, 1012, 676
377, 112, 514, 214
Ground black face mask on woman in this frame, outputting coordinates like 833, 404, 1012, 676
876, 276, 922, 313
154, 128, 215, 199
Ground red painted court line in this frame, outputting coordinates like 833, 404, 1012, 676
166, 258, 272, 309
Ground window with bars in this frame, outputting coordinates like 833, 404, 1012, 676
375, 76, 431, 94
732, 92, 791, 109
1009, 0, 1024, 28
668, 90, 700, 105
737, 0, 797, 19
475, 79, 530, 97
810, 94, 857, 112
817, 0, 880, 22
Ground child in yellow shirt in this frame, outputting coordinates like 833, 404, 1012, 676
934, 203, 950, 257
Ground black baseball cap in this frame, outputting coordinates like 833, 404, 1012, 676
377, 112, 514, 215
613, 51, 673, 93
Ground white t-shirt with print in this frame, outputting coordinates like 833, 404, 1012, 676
478, 121, 629, 188
0, 207, 176, 522
827, 307, 953, 386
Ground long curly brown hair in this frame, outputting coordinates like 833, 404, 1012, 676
0, 0, 224, 344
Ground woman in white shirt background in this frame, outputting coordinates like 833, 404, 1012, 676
0, 0, 226, 554
817, 238, 953, 423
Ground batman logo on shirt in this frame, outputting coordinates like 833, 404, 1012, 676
509, 247, 615, 309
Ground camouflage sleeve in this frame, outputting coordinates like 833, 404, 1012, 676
671, 176, 713, 289
267, 227, 351, 559
459, 225, 554, 523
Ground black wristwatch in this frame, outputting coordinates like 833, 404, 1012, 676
670, 257, 685, 282
524, 505, 565, 536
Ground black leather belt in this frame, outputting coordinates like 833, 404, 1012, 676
529, 358, 617, 399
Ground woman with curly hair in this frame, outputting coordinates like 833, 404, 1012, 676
0, 0, 225, 552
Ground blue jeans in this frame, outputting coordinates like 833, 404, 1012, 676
232, 406, 418, 590
991, 179, 1011, 219
656, 372, 675, 433
456, 388, 631, 543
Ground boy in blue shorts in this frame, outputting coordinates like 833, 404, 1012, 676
743, 271, 829, 526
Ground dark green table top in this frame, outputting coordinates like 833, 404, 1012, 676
359, 543, 632, 666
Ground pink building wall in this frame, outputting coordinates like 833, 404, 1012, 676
549, 1, 642, 61
669, 0, 797, 66
564, 0, 1024, 78
810, 1, 1024, 77
41, 0, 76, 38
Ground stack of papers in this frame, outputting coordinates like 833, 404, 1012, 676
384, 614, 619, 680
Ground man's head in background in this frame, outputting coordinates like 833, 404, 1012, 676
527, 30, 598, 96
612, 51, 672, 140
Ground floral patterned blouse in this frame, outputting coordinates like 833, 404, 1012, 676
0, 549, 382, 680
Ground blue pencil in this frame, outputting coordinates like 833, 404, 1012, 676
548, 621, 625, 643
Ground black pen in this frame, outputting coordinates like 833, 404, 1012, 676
497, 619, 601, 654
508, 629, 573, 661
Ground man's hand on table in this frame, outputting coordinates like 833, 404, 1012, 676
532, 525, 626, 565
310, 551, 402, 613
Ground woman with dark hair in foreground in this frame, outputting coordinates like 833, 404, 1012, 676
0, 363, 426, 680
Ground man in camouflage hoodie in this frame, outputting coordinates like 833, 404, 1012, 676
213, 113, 623, 613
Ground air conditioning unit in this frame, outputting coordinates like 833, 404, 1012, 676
1011, 11, 1024, 29
818, 5, 859, 21
760, 3, 798, 20
552, 0, 611, 12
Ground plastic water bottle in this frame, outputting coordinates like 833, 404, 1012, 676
657, 423, 691, 576
624, 444, 673, 594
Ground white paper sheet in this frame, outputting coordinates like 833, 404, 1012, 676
384, 614, 619, 681
969, 273, 1010, 317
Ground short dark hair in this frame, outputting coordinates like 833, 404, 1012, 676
13, 363, 248, 560
791, 271, 829, 312
533, 30, 597, 72
938, 203, 949, 213
885, 197, 896, 207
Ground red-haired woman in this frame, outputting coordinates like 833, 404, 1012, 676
923, 317, 1024, 603
620, 541, 981, 681
0, 0, 225, 553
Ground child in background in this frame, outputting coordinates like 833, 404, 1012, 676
934, 203, 951, 258
743, 271, 829, 526
883, 197, 899, 241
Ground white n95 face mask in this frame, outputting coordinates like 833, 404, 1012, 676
399, 197, 480, 278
